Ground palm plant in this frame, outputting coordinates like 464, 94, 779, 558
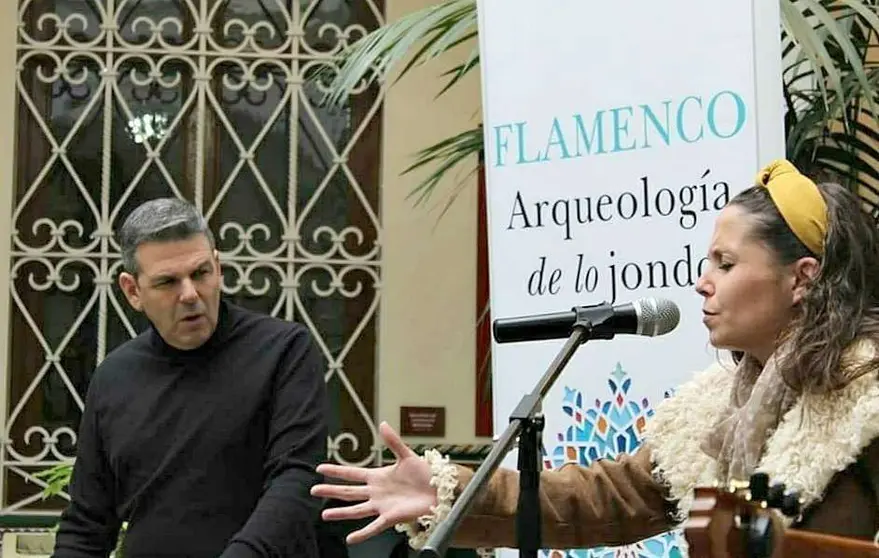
34, 461, 128, 555
782, 2, 879, 204
318, 0, 879, 213
314, 0, 879, 420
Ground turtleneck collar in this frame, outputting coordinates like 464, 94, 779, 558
147, 298, 232, 361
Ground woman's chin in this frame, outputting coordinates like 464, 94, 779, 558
707, 332, 731, 351
709, 338, 746, 355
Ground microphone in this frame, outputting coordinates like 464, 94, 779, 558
492, 297, 680, 344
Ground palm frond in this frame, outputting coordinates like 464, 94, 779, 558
781, 1, 842, 116
782, 0, 879, 125
318, 0, 478, 108
786, 63, 879, 211
820, 116, 879, 186
402, 125, 484, 208
318, 0, 879, 210
436, 45, 480, 98
787, 66, 877, 141
33, 463, 73, 499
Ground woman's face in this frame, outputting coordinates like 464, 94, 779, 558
695, 205, 810, 364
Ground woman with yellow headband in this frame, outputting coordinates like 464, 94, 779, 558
312, 160, 879, 549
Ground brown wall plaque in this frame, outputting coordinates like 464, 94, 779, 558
400, 406, 446, 437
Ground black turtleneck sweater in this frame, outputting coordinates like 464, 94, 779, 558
52, 300, 328, 558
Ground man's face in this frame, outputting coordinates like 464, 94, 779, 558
119, 234, 222, 350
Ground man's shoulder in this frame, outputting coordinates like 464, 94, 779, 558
226, 300, 311, 341
224, 303, 321, 378
88, 331, 153, 392
97, 329, 149, 364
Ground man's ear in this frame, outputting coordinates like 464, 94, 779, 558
791, 256, 820, 305
119, 272, 143, 312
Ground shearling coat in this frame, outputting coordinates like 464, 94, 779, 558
445, 360, 879, 550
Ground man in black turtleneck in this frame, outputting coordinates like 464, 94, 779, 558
52, 198, 328, 558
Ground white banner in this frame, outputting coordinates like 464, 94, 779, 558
476, 1, 785, 557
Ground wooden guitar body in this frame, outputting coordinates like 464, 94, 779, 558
684, 473, 879, 557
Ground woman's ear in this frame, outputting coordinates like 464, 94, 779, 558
791, 257, 820, 305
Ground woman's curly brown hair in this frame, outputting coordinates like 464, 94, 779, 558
729, 181, 879, 394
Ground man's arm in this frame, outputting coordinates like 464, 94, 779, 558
52, 377, 121, 558
220, 325, 328, 558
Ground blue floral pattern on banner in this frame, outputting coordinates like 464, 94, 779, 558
540, 363, 683, 558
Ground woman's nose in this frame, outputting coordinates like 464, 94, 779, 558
695, 274, 712, 297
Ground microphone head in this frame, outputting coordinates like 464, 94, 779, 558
634, 297, 680, 337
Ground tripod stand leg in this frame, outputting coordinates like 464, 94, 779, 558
517, 415, 545, 558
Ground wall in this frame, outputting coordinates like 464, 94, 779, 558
378, 0, 487, 448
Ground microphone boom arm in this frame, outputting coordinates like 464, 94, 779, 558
419, 303, 616, 558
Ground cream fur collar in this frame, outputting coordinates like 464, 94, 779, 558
644, 347, 879, 525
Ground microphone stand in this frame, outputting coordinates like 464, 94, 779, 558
419, 303, 617, 558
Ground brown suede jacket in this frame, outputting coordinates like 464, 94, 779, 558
434, 357, 879, 550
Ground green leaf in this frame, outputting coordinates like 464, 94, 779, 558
317, 0, 478, 108
436, 46, 480, 98
33, 463, 73, 499
780, 1, 839, 118
793, 0, 878, 125
835, 0, 879, 44
402, 126, 484, 208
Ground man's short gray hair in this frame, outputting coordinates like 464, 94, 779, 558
118, 197, 215, 274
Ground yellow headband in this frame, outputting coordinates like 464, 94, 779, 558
754, 159, 828, 256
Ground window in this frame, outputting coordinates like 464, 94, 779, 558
4, 0, 383, 513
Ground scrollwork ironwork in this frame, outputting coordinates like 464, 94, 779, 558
7, 0, 385, 511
